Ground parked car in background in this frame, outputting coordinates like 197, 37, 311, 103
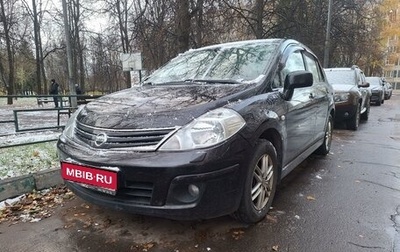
366, 76, 385, 106
58, 39, 335, 224
324, 66, 370, 130
382, 78, 393, 100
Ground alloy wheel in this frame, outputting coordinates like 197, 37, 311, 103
251, 154, 274, 210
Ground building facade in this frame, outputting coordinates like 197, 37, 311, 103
383, 6, 400, 89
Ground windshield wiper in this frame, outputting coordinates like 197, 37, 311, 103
143, 79, 241, 86
184, 79, 241, 84
142, 81, 192, 86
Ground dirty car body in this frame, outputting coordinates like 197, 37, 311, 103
58, 39, 335, 223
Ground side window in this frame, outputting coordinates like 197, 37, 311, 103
283, 51, 305, 80
273, 51, 305, 88
304, 53, 322, 83
356, 71, 362, 85
360, 71, 366, 84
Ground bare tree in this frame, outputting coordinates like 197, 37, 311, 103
103, 0, 148, 88
22, 0, 46, 94
175, 0, 191, 52
0, 0, 19, 104
135, 0, 174, 70
220, 0, 279, 39
69, 0, 86, 91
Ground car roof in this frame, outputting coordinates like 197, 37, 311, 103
186, 38, 306, 53
324, 67, 360, 72
325, 68, 352, 71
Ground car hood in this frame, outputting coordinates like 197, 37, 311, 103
331, 84, 355, 93
369, 86, 382, 91
77, 84, 258, 129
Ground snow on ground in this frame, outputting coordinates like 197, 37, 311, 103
0, 98, 68, 180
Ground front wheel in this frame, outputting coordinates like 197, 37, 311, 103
233, 140, 279, 224
347, 104, 360, 130
360, 102, 370, 121
315, 114, 333, 155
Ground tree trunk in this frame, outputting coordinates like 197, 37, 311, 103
254, 0, 264, 39
32, 0, 42, 94
0, 0, 15, 105
62, 0, 77, 107
116, 0, 132, 88
176, 0, 190, 53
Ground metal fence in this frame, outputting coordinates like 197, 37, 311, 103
0, 94, 101, 133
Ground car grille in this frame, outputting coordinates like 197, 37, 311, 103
74, 121, 178, 150
117, 181, 154, 205
82, 181, 155, 205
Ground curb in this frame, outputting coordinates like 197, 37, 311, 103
0, 168, 64, 201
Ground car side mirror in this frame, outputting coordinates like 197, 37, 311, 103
359, 82, 369, 88
283, 70, 313, 100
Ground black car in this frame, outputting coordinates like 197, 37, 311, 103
366, 76, 385, 106
58, 39, 335, 223
324, 66, 370, 130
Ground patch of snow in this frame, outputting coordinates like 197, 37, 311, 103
0, 195, 24, 209
0, 98, 64, 180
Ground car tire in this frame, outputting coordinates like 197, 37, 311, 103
347, 104, 360, 131
315, 114, 333, 155
232, 139, 278, 224
377, 99, 382, 106
360, 102, 369, 121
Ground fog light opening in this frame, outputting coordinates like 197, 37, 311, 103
169, 183, 203, 204
188, 184, 200, 197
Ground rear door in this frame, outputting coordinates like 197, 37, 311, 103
303, 52, 331, 141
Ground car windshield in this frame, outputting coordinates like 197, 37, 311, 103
143, 42, 278, 85
324, 71, 355, 86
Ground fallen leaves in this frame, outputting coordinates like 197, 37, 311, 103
266, 214, 278, 223
0, 186, 74, 225
231, 229, 245, 240
306, 195, 316, 201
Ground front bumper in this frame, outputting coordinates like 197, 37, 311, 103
57, 135, 250, 220
370, 92, 382, 103
333, 103, 357, 122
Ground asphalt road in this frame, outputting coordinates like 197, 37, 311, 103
1, 92, 399, 252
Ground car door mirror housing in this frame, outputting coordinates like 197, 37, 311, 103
359, 82, 370, 88
284, 70, 313, 89
283, 71, 313, 100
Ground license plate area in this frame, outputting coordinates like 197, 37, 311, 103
61, 162, 118, 195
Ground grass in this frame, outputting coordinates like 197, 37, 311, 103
0, 141, 59, 180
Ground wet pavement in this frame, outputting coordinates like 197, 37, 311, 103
1, 92, 399, 252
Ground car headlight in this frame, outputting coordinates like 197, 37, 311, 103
159, 108, 246, 151
59, 106, 83, 141
334, 92, 350, 103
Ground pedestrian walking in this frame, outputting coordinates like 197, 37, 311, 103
49, 79, 60, 107
75, 84, 83, 95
